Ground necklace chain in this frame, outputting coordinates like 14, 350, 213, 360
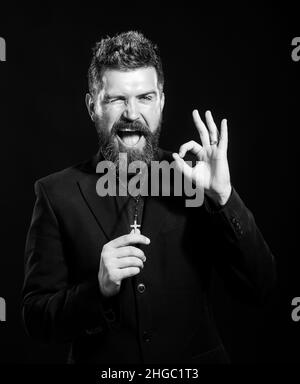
133, 194, 141, 222
116, 170, 146, 234
130, 194, 142, 234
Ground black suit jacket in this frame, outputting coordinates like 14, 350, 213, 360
22, 149, 276, 364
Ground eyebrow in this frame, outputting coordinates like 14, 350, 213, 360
137, 91, 157, 97
104, 90, 158, 101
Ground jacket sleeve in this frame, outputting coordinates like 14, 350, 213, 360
204, 187, 276, 304
21, 181, 118, 344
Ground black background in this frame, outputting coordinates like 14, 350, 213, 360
0, 3, 299, 364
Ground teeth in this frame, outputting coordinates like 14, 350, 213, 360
118, 129, 139, 133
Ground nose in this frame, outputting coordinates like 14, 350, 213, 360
122, 99, 139, 121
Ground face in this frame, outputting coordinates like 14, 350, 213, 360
86, 67, 165, 166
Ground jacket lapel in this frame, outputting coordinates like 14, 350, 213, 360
77, 154, 128, 241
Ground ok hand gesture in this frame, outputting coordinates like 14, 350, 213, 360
173, 110, 232, 206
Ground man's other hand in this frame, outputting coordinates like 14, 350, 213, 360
98, 233, 150, 297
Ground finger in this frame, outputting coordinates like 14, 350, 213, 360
172, 153, 193, 179
118, 267, 141, 280
115, 246, 146, 261
107, 233, 150, 248
192, 109, 210, 147
205, 110, 219, 144
218, 118, 228, 152
178, 140, 204, 159
117, 256, 144, 269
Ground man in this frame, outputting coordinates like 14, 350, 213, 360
22, 31, 276, 364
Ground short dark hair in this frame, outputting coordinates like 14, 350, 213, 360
88, 31, 164, 97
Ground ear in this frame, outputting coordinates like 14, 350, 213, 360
160, 91, 165, 112
85, 93, 95, 121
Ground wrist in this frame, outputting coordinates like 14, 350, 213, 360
206, 185, 232, 206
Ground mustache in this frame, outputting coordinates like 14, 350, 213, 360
111, 119, 151, 137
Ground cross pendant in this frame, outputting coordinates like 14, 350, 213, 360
130, 218, 141, 234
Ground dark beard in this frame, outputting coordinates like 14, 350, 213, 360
97, 117, 162, 169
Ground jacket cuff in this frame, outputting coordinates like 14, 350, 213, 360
204, 187, 235, 214
204, 187, 248, 239
77, 280, 120, 336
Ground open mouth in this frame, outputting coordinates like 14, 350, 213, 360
117, 129, 144, 147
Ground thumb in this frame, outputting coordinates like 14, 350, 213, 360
172, 153, 193, 180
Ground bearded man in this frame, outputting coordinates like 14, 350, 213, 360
22, 31, 276, 364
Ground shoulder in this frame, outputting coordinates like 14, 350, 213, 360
34, 156, 96, 196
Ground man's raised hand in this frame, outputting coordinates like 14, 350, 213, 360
173, 110, 232, 206
98, 233, 150, 297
